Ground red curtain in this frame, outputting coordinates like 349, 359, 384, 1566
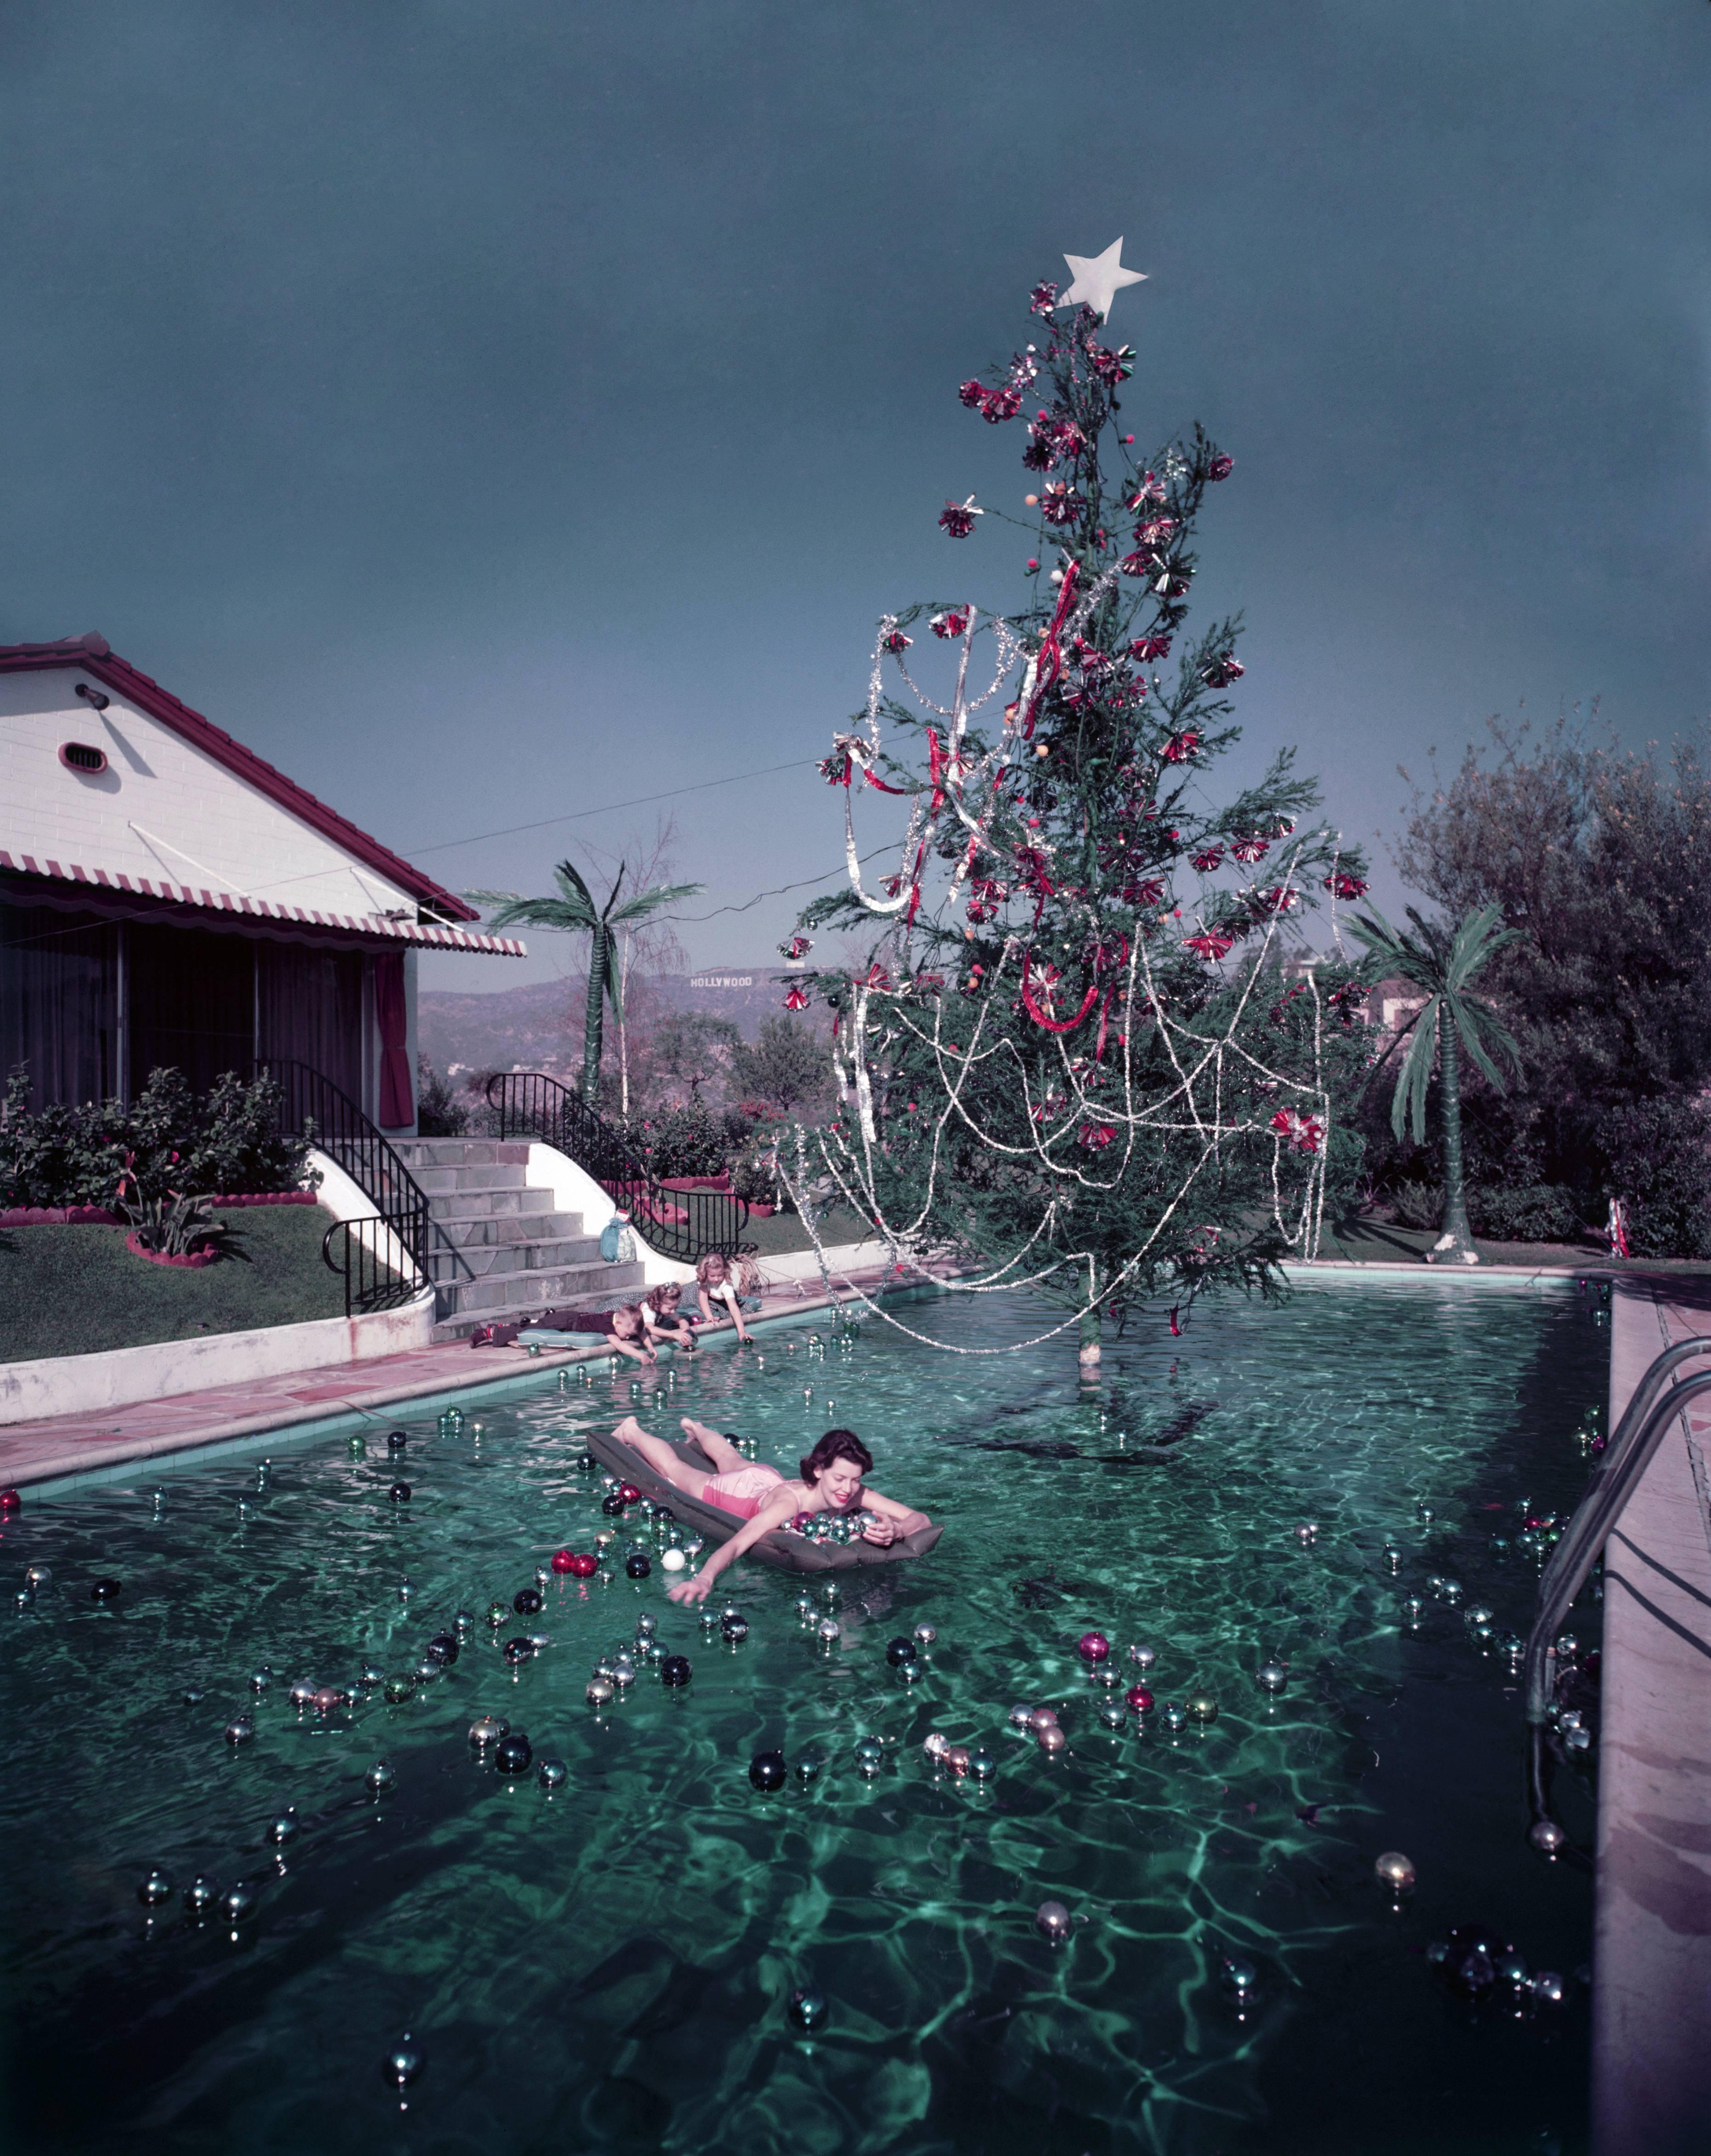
375, 952, 413, 1128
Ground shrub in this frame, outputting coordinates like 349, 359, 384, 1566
642, 1100, 729, 1179
1596, 1097, 1711, 1260
416, 1056, 469, 1137
0, 1065, 314, 1210
1468, 1182, 1581, 1244
1391, 1182, 1445, 1231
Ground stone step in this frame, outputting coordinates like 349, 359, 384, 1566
394, 1139, 534, 1170
409, 1162, 534, 1198
430, 1260, 646, 1341
433, 1207, 586, 1250
417, 1183, 557, 1221
448, 1234, 605, 1282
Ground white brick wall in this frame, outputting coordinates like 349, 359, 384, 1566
0, 671, 416, 918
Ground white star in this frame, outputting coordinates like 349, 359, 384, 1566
1057, 239, 1148, 322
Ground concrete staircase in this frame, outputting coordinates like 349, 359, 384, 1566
391, 1138, 643, 1346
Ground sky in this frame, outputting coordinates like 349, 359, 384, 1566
3, 0, 1708, 994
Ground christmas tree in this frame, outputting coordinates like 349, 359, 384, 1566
786, 261, 1373, 1366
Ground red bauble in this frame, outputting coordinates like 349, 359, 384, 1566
551, 1549, 576, 1574
1126, 1684, 1154, 1712
618, 1483, 642, 1506
1078, 1630, 1111, 1662
0, 1487, 19, 1514
569, 1552, 598, 1578
1207, 452, 1234, 480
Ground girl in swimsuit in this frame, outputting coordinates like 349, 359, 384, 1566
609, 1415, 932, 1605
695, 1253, 759, 1344
641, 1281, 698, 1352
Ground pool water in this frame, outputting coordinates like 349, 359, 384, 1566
0, 1280, 1607, 2156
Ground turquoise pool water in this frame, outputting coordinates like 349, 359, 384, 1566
0, 1280, 1606, 2156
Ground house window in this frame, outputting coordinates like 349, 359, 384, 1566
0, 895, 120, 1108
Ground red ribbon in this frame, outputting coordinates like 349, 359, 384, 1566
1019, 561, 1080, 738
1020, 949, 1100, 1034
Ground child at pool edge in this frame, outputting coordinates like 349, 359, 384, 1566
610, 1416, 933, 1604
695, 1252, 759, 1344
641, 1281, 697, 1351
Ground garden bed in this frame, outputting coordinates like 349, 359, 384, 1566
0, 1206, 349, 1363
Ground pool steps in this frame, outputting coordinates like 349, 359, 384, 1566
391, 1139, 645, 1345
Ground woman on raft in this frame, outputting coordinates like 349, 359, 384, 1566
610, 1415, 932, 1604
695, 1252, 760, 1344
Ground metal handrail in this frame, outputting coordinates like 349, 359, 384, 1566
251, 1057, 470, 1307
321, 1213, 429, 1317
484, 1069, 754, 1264
1523, 1359, 1711, 1829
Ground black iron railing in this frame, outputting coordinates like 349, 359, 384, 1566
253, 1058, 467, 1316
1522, 1337, 1711, 1835
485, 1069, 753, 1264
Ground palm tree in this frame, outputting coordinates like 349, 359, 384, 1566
1346, 903, 1522, 1266
467, 860, 702, 1108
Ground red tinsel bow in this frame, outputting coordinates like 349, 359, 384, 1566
1019, 561, 1080, 737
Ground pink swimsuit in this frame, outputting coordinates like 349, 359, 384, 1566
701, 1464, 788, 1519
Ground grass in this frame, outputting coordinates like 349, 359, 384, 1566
743, 1205, 876, 1259
0, 1207, 352, 1363
1320, 1213, 1711, 1273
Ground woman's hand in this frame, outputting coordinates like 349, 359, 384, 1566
861, 1514, 899, 1547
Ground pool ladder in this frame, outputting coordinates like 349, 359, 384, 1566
1524, 1333, 1711, 1832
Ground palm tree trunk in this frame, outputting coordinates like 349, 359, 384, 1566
1431, 1006, 1479, 1265
582, 927, 608, 1105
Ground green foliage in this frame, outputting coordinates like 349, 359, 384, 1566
118, 1189, 247, 1262
1466, 1182, 1580, 1244
1593, 1098, 1711, 1260
648, 1011, 741, 1101
621, 1100, 728, 1179
1344, 905, 1521, 1141
731, 1016, 832, 1118
416, 1055, 470, 1137
0, 1066, 314, 1211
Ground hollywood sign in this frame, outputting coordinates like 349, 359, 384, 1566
691, 974, 754, 990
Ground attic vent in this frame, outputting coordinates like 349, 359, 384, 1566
60, 741, 109, 775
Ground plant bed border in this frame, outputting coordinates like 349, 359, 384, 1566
124, 1231, 220, 1270
2, 1192, 318, 1228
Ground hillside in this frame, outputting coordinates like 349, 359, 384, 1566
419, 968, 791, 1077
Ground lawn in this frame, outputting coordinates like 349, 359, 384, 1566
1320, 1213, 1711, 1273
0, 1206, 352, 1363
743, 1205, 877, 1259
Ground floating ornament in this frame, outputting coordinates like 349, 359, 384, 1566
1295, 1522, 1318, 1546
453, 1610, 474, 1635
184, 1875, 220, 1915
1077, 1631, 1110, 1664
662, 1549, 686, 1572
1161, 1702, 1188, 1734
15, 1586, 34, 1610
1439, 1579, 1465, 1604
1531, 1970, 1567, 2005
1529, 1818, 1566, 1857
469, 1715, 507, 1746
360, 1664, 385, 1689
660, 1654, 692, 1687
1375, 1850, 1416, 1895
945, 1745, 971, 1774
288, 1678, 318, 1710
601, 1493, 627, 1517
366, 1758, 397, 1793
636, 1613, 658, 1638
1185, 1693, 1219, 1724
485, 1603, 507, 1628
425, 1632, 460, 1666
969, 1750, 996, 1780
1255, 1663, 1288, 1694
898, 1660, 923, 1685
0, 1489, 20, 1515
794, 1752, 823, 1784
1129, 1643, 1156, 1672
315, 1684, 345, 1714
265, 1811, 298, 1845
139, 1867, 174, 1906
90, 1577, 123, 1602
886, 1636, 917, 1668
388, 1482, 411, 1503
1036, 1723, 1067, 1755
1402, 1595, 1425, 1626
1219, 1955, 1258, 2008
502, 1637, 534, 1666
1382, 1543, 1402, 1572
625, 1553, 652, 1579
722, 1612, 749, 1643
1125, 1685, 1154, 1713
495, 1732, 533, 1775
585, 1678, 614, 1706
750, 1750, 788, 1792
221, 1883, 255, 1925
1034, 1899, 1071, 1944
23, 1565, 51, 1588
383, 2035, 423, 2089
913, 1623, 937, 1647
225, 1714, 255, 1745
1098, 1700, 1127, 1731
1028, 1706, 1059, 1733
249, 1668, 274, 1693
794, 1596, 816, 1621
537, 1757, 568, 1790
513, 1587, 544, 1616
1416, 1500, 1435, 1523
923, 1732, 949, 1761
1007, 1705, 1036, 1730
788, 1986, 828, 2032
1554, 1632, 1579, 1660
383, 1673, 416, 1703
387, 1430, 407, 1452
816, 1619, 840, 1644
552, 1549, 577, 1574
619, 1483, 642, 1505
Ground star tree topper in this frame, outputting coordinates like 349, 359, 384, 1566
1057, 238, 1147, 321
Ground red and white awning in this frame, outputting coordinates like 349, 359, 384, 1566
0, 850, 527, 956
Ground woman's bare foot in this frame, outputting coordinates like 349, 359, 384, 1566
681, 1417, 746, 1473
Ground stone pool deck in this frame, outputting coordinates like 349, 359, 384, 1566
1595, 1277, 1711, 2156
0, 1245, 901, 1495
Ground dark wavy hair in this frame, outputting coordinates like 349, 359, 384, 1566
800, 1428, 873, 1485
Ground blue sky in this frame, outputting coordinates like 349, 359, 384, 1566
3, 0, 1708, 990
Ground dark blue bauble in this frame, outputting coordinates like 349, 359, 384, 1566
386, 1430, 407, 1451
1440, 1922, 1511, 1998
794, 1752, 824, 1784
502, 1636, 535, 1665
885, 1635, 917, 1667
265, 1810, 298, 1845
537, 1757, 568, 1789
749, 1750, 787, 1792
721, 1614, 749, 1642
602, 1492, 627, 1516
660, 1655, 692, 1686
424, 1632, 459, 1666
625, 1553, 652, 1579
788, 1986, 829, 2031
494, 1732, 533, 1775
577, 1451, 598, 1471
388, 1481, 411, 1503
513, 1587, 544, 1616
90, 1578, 123, 1602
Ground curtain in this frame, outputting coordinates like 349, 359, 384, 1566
257, 941, 364, 1103
127, 923, 254, 1099
0, 894, 119, 1108
374, 951, 413, 1128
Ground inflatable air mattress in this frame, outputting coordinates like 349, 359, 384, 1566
587, 1427, 943, 1574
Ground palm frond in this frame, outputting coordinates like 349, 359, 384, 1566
608, 879, 704, 925
1391, 993, 1442, 1141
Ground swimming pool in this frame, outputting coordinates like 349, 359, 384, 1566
0, 1279, 1606, 2155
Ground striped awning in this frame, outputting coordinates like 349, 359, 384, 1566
0, 849, 527, 956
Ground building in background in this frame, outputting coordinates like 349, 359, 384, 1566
0, 633, 525, 1131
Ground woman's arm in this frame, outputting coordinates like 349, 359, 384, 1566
667, 1491, 796, 1604
860, 1487, 932, 1542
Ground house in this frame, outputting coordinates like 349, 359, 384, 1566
0, 633, 525, 1131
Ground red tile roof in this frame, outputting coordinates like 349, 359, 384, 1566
0, 633, 479, 924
